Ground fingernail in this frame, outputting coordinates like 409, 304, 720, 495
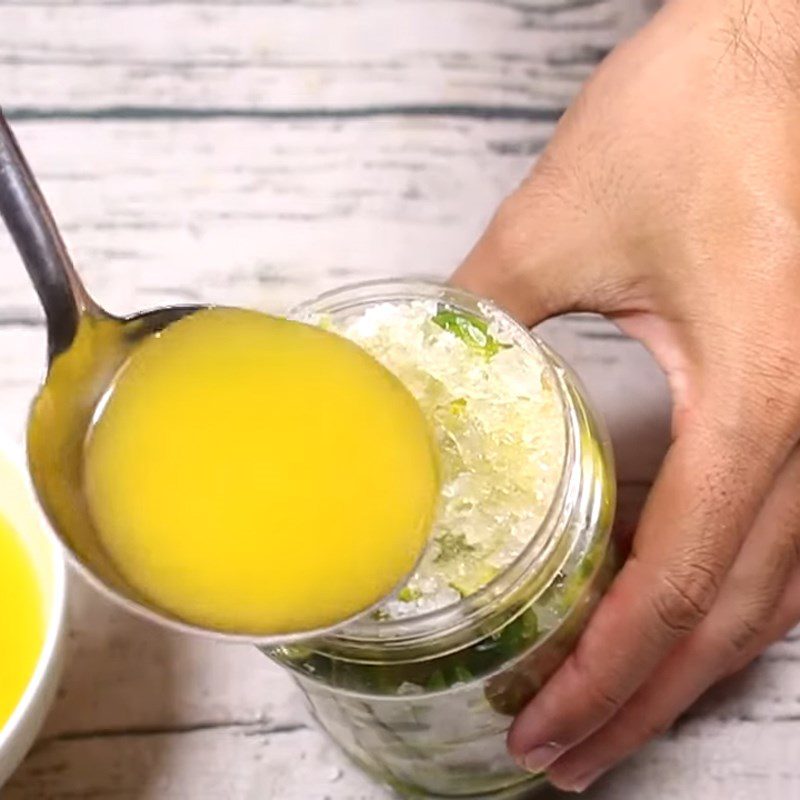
552, 768, 605, 794
518, 743, 562, 774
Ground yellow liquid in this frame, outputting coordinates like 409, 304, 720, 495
0, 514, 45, 729
84, 308, 439, 636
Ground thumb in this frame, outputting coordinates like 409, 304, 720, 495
451, 168, 628, 326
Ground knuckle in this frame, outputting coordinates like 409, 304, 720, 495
641, 715, 674, 742
772, 484, 800, 568
649, 563, 719, 638
717, 546, 794, 658
765, 528, 800, 583
692, 597, 768, 672
613, 705, 675, 748
789, 526, 800, 567
565, 649, 626, 719
725, 611, 764, 656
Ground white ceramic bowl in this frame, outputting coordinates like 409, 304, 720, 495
0, 436, 67, 788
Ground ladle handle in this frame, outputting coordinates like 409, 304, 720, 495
0, 108, 97, 359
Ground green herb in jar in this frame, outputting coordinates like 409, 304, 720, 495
434, 532, 476, 564
397, 586, 422, 603
432, 306, 511, 359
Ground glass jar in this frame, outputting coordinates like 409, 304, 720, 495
264, 280, 616, 799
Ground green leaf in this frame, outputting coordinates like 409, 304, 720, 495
495, 608, 539, 657
397, 586, 422, 603
448, 563, 498, 597
431, 306, 511, 359
434, 531, 476, 564
426, 669, 447, 691
452, 664, 474, 684
519, 608, 539, 642
449, 397, 467, 415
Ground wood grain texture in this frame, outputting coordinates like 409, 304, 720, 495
5, 579, 800, 799
1, 0, 795, 798
2, 0, 653, 114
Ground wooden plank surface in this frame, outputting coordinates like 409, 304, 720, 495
2, 0, 797, 798
2, 0, 653, 114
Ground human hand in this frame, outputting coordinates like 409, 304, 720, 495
452, 0, 800, 790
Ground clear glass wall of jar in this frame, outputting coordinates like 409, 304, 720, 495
264, 281, 616, 799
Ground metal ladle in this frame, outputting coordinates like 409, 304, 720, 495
0, 109, 283, 641
0, 111, 428, 644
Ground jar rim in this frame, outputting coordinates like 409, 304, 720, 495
290, 277, 582, 651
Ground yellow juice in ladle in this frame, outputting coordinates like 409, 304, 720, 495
84, 308, 439, 636
0, 513, 45, 729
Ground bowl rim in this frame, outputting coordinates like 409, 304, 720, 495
0, 433, 67, 754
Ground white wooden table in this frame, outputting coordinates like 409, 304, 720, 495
2, 2, 799, 798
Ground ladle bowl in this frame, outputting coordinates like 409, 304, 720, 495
0, 109, 349, 644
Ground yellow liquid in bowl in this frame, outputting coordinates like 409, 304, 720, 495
84, 308, 439, 636
0, 513, 45, 730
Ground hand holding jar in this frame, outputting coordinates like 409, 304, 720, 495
454, 0, 800, 791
